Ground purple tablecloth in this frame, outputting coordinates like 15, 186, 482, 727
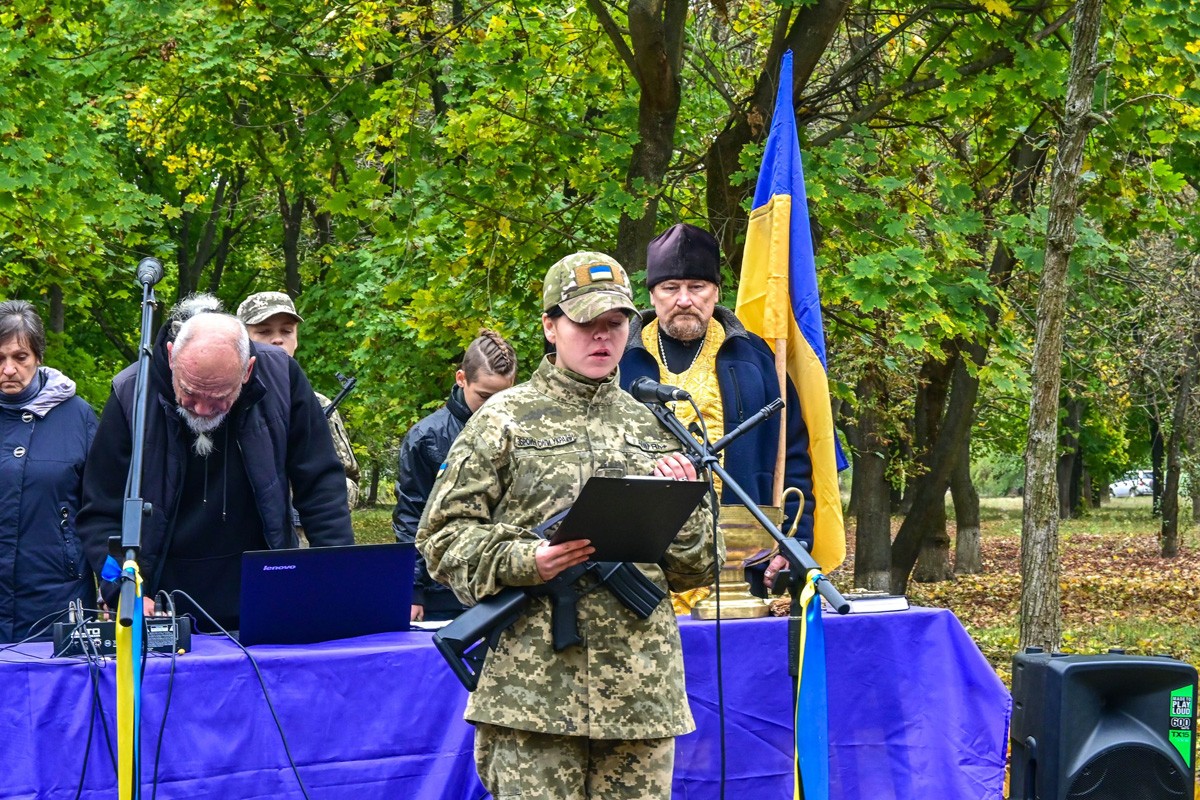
0, 607, 1009, 799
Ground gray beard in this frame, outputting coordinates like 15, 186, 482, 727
176, 406, 226, 456
661, 314, 707, 342
192, 432, 215, 457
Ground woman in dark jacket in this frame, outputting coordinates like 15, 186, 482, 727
0, 300, 97, 643
392, 329, 517, 621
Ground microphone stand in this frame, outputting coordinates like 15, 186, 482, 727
642, 400, 850, 614
645, 397, 847, 800
114, 257, 162, 800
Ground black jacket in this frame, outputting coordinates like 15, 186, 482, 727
0, 369, 97, 642
78, 328, 354, 603
619, 306, 815, 545
392, 385, 472, 612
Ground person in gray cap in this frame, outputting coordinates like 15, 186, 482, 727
418, 251, 721, 799
619, 222, 814, 560
237, 291, 360, 510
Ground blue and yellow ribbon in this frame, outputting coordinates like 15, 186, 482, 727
116, 559, 144, 799
794, 568, 830, 800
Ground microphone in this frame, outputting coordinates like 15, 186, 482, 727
628, 376, 691, 404
136, 257, 164, 287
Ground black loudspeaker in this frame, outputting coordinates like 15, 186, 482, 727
1010, 649, 1197, 799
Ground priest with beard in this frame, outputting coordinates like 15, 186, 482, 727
77, 296, 353, 631
619, 223, 815, 553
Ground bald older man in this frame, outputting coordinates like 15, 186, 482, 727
78, 300, 353, 631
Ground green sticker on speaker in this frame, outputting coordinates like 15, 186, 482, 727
1169, 685, 1194, 768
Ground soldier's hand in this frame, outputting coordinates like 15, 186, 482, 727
652, 452, 697, 481
410, 604, 425, 622
535, 539, 594, 581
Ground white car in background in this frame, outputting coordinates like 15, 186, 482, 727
1109, 470, 1153, 497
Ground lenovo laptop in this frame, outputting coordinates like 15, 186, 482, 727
239, 542, 416, 646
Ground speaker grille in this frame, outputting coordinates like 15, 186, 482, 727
1066, 744, 1187, 799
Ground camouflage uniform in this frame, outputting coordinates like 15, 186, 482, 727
315, 390, 360, 509
236, 292, 360, 510
418, 355, 722, 739
474, 722, 674, 799
420, 252, 722, 798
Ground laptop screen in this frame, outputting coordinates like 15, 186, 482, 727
239, 543, 416, 646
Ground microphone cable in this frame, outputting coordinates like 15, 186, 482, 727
166, 590, 312, 800
149, 591, 180, 800
687, 406, 728, 800
74, 609, 119, 800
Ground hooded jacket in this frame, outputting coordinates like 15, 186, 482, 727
393, 384, 473, 613
619, 305, 815, 545
77, 327, 353, 604
0, 367, 97, 643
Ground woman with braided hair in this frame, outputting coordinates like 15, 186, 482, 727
393, 329, 517, 622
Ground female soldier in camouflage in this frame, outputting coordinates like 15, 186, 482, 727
418, 252, 722, 799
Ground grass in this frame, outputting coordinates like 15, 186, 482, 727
353, 506, 396, 545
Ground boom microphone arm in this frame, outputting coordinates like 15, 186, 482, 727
643, 400, 850, 615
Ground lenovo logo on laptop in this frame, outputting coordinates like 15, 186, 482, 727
263, 564, 297, 571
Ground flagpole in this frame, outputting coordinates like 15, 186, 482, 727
773, 338, 788, 508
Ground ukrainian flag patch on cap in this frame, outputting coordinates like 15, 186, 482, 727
588, 264, 614, 282
437, 462, 448, 479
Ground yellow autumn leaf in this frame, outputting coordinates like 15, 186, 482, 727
982, 0, 1015, 17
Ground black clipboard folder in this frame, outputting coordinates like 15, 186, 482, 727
548, 476, 708, 562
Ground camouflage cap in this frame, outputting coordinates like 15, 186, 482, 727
542, 252, 636, 323
237, 292, 303, 325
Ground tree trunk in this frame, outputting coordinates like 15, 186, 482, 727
1161, 332, 1200, 557
901, 353, 955, 585
891, 346, 983, 592
1150, 415, 1165, 515
279, 186, 307, 297
702, 0, 851, 277
913, 504, 951, 582
367, 458, 382, 507
853, 366, 891, 591
586, 0, 687, 274
1081, 468, 1098, 509
952, 426, 982, 575
48, 284, 65, 333
1056, 395, 1083, 519
206, 166, 246, 297
1019, 0, 1105, 653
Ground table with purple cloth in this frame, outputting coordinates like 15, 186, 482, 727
1, 606, 1010, 799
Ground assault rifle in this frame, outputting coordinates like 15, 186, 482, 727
323, 372, 356, 419
433, 510, 665, 691
433, 399, 787, 692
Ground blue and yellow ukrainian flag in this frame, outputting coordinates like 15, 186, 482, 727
734, 49, 847, 574
734, 49, 845, 800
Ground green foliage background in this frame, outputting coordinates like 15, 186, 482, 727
3, 0, 1200, 495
